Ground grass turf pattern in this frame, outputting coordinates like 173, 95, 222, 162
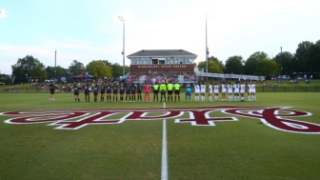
0, 92, 320, 180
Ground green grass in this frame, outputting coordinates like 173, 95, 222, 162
1, 92, 320, 180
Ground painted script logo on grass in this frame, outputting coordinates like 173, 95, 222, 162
1, 106, 320, 134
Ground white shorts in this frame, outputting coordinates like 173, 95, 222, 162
195, 90, 200, 94
234, 90, 239, 94
213, 91, 219, 94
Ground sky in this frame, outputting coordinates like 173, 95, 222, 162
1, 0, 320, 75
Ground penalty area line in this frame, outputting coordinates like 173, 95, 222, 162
161, 120, 168, 180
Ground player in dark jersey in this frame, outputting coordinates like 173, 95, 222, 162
106, 82, 112, 102
93, 84, 99, 102
131, 83, 136, 102
73, 83, 80, 102
125, 83, 131, 102
83, 84, 90, 102
137, 83, 143, 101
153, 82, 159, 102
119, 83, 125, 102
100, 82, 106, 102
113, 83, 118, 102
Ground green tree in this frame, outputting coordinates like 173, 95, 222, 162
273, 51, 295, 75
244, 51, 268, 75
303, 43, 320, 74
46, 66, 68, 78
198, 56, 224, 73
86, 60, 112, 78
294, 41, 313, 73
12, 55, 47, 83
224, 56, 244, 74
255, 59, 279, 76
69, 60, 86, 75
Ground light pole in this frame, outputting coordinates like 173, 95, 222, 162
118, 16, 126, 78
280, 47, 283, 76
205, 14, 208, 77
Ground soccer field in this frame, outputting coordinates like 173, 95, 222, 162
1, 92, 320, 180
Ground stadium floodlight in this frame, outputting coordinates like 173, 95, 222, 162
118, 16, 126, 78
0, 10, 6, 18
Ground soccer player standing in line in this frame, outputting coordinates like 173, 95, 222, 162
160, 81, 167, 102
106, 82, 112, 102
208, 82, 213, 102
137, 83, 143, 101
247, 82, 252, 101
185, 86, 192, 101
233, 81, 240, 102
113, 83, 118, 102
131, 83, 136, 102
144, 82, 151, 102
174, 81, 181, 102
84, 84, 89, 102
153, 82, 159, 102
49, 81, 56, 100
73, 83, 80, 102
221, 82, 227, 102
251, 81, 257, 101
200, 81, 206, 102
167, 80, 173, 102
194, 83, 200, 101
213, 83, 219, 102
227, 82, 233, 101
125, 83, 131, 102
240, 81, 246, 102
100, 82, 106, 102
119, 83, 125, 102
93, 84, 99, 102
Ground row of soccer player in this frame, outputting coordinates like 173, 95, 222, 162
71, 81, 182, 102
193, 81, 257, 102
71, 81, 256, 102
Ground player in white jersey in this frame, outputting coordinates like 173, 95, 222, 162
200, 82, 206, 102
239, 81, 246, 102
221, 82, 227, 102
213, 83, 219, 102
194, 83, 200, 101
233, 81, 240, 101
208, 82, 213, 102
247, 82, 252, 101
251, 82, 257, 101
227, 82, 233, 101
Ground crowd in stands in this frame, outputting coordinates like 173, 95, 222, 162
127, 72, 196, 84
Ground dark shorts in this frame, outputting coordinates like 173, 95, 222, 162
94, 92, 98, 95
101, 91, 105, 94
120, 90, 124, 94
175, 90, 180, 95
168, 90, 173, 95
50, 89, 55, 94
161, 90, 166, 95
74, 92, 79, 95
154, 90, 159, 94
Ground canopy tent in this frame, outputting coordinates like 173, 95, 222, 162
73, 73, 94, 82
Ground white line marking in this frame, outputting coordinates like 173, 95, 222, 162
163, 101, 166, 108
161, 120, 168, 180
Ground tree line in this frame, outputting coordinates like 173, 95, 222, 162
3, 39, 319, 84
198, 40, 320, 78
8, 58, 129, 84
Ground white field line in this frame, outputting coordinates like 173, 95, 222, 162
161, 120, 168, 180
163, 101, 166, 108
